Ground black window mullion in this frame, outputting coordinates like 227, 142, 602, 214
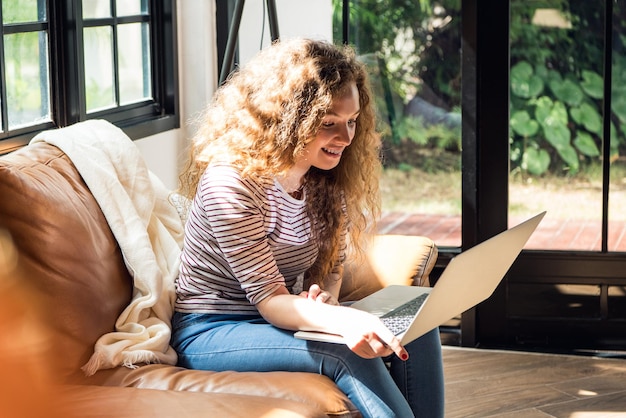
50, 0, 84, 125
109, 0, 119, 107
150, 0, 177, 118
0, 5, 8, 134
111, 26, 120, 108
148, 0, 160, 112
3, 22, 48, 34
82, 15, 148, 27
341, 0, 349, 44
601, 0, 613, 252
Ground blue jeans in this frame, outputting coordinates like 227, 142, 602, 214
171, 312, 445, 418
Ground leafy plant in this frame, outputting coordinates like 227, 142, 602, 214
508, 0, 626, 175
334, 0, 626, 176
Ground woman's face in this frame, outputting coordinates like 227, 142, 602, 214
295, 82, 360, 172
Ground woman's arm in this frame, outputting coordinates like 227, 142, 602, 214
256, 287, 408, 361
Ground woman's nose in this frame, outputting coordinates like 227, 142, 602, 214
337, 124, 353, 145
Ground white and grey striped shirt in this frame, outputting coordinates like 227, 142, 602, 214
174, 164, 345, 315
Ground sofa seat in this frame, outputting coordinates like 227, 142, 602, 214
86, 364, 354, 413
0, 122, 438, 417
57, 385, 330, 418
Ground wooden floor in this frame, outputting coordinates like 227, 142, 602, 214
442, 346, 626, 417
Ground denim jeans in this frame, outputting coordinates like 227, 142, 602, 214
171, 312, 445, 418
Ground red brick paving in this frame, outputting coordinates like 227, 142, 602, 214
378, 212, 626, 252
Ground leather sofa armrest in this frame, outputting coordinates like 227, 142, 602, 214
339, 235, 438, 303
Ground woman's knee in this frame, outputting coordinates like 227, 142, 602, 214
407, 328, 442, 356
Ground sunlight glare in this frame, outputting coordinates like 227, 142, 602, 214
577, 389, 598, 396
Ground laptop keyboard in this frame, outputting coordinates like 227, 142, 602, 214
380, 292, 429, 335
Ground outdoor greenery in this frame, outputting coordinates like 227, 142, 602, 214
333, 0, 626, 177
509, 1, 626, 176
2, 1, 49, 127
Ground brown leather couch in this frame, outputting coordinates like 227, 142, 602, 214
0, 137, 437, 417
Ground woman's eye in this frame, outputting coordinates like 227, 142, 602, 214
348, 119, 357, 126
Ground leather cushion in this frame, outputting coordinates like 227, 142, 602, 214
340, 234, 438, 302
57, 385, 330, 418
0, 143, 132, 382
85, 363, 360, 417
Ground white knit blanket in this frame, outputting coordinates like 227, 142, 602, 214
31, 120, 184, 376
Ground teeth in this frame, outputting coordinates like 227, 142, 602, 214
323, 148, 342, 155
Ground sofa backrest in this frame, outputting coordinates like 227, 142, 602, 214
0, 142, 132, 382
0, 230, 72, 416
340, 234, 438, 302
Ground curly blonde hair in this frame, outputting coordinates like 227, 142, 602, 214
179, 38, 382, 284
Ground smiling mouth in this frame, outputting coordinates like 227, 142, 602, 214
323, 148, 342, 156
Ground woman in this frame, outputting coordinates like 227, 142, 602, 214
171, 38, 444, 418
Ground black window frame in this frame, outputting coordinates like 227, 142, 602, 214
337, 0, 626, 353
0, 0, 178, 154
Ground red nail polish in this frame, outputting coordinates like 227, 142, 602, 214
401, 353, 408, 361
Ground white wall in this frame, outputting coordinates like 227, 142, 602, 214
135, 0, 218, 191
238, 0, 333, 64
136, 0, 333, 190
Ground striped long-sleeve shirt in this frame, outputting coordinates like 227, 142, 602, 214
174, 164, 345, 315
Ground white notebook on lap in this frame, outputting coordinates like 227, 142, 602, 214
295, 211, 546, 345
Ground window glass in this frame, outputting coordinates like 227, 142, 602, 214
82, 0, 111, 19
337, 0, 462, 248
116, 0, 147, 16
509, 1, 608, 251
84, 26, 115, 112
118, 22, 151, 105
2, 0, 45, 24
4, 31, 51, 129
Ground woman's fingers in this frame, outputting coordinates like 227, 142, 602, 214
348, 333, 389, 358
374, 322, 409, 361
384, 336, 409, 361
342, 310, 410, 361
307, 284, 322, 300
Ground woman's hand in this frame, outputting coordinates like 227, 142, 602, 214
340, 309, 409, 361
259, 284, 407, 361
299, 284, 339, 306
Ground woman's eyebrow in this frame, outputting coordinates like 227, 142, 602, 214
326, 109, 361, 117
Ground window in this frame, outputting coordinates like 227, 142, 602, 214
0, 0, 178, 154
334, 0, 463, 248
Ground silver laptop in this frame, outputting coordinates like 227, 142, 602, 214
295, 211, 546, 345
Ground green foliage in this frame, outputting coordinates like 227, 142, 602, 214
333, 0, 461, 106
522, 147, 551, 176
333, 0, 462, 168
394, 114, 461, 151
509, 60, 609, 175
509, 54, 624, 175
334, 0, 626, 176
508, 1, 626, 175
